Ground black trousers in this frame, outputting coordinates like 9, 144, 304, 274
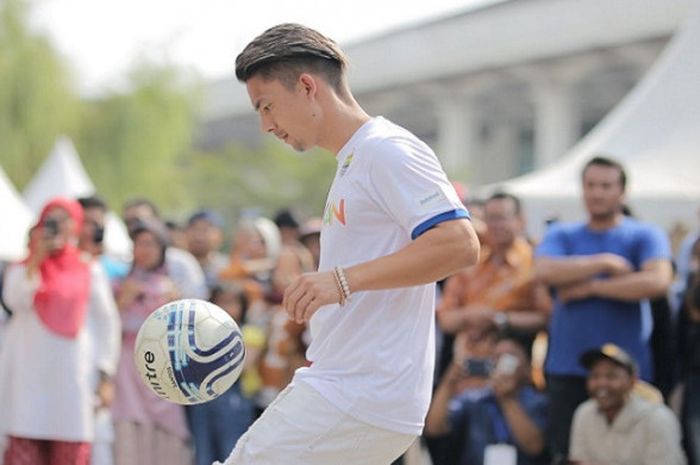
546, 374, 589, 465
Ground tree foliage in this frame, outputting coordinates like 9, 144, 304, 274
0, 0, 336, 224
0, 0, 79, 188
76, 62, 200, 212
185, 141, 337, 225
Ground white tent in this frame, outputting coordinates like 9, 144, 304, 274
481, 4, 700, 239
22, 137, 132, 259
0, 167, 33, 261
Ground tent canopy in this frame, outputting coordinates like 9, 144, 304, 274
22, 137, 131, 259
481, 5, 700, 238
0, 167, 33, 261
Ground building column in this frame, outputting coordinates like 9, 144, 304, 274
476, 121, 521, 185
435, 97, 481, 180
531, 76, 579, 168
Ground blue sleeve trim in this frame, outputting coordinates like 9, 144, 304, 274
411, 209, 470, 240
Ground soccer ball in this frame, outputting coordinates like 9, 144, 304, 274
134, 299, 246, 405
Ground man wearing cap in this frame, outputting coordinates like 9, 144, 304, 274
569, 343, 685, 465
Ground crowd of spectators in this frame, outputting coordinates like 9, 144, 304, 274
0, 154, 698, 465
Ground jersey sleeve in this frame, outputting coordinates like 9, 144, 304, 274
366, 137, 469, 240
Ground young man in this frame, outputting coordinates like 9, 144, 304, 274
218, 23, 480, 465
534, 156, 673, 461
569, 344, 685, 465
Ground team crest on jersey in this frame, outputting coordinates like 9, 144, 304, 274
323, 198, 346, 226
339, 153, 354, 177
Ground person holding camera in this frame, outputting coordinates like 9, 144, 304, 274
0, 197, 120, 465
424, 333, 549, 465
77, 196, 129, 282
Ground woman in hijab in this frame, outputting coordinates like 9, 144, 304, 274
0, 197, 120, 465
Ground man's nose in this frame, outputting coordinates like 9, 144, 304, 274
260, 114, 276, 134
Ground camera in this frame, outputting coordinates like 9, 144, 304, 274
93, 224, 105, 244
463, 358, 493, 377
43, 218, 59, 237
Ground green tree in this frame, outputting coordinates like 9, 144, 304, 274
0, 0, 79, 189
76, 61, 199, 212
185, 140, 336, 225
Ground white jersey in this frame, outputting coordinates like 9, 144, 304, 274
293, 117, 468, 435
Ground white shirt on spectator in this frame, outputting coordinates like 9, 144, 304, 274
0, 261, 120, 442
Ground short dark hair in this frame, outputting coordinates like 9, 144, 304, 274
77, 195, 108, 212
582, 156, 627, 191
274, 208, 300, 229
486, 192, 522, 216
235, 23, 349, 92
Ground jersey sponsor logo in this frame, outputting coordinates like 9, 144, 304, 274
323, 198, 346, 226
339, 153, 354, 177
417, 189, 447, 214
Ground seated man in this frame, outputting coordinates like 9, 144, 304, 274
425, 334, 549, 465
569, 344, 686, 465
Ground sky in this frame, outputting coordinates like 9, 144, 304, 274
29, 0, 500, 94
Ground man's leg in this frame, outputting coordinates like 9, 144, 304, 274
546, 375, 588, 464
217, 383, 415, 465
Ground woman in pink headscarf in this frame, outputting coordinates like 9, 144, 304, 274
0, 197, 120, 465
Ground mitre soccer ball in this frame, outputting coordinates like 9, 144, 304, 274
134, 299, 246, 405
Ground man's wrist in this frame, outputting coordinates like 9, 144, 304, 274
587, 279, 600, 297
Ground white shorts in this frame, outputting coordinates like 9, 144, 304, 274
216, 382, 416, 465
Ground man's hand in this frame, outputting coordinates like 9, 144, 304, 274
492, 369, 519, 401
600, 253, 633, 276
557, 281, 594, 303
116, 278, 143, 310
95, 378, 115, 409
283, 271, 342, 323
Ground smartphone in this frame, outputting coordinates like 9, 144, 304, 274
43, 218, 59, 237
463, 358, 493, 377
495, 353, 520, 375
93, 224, 105, 244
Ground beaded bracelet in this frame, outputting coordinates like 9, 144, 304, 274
332, 269, 347, 306
334, 266, 351, 304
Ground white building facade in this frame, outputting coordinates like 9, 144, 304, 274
199, 0, 693, 186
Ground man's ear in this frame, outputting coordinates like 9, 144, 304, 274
298, 73, 318, 99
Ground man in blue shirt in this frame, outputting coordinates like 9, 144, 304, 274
534, 156, 673, 463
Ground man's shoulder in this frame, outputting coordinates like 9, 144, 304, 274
358, 118, 432, 163
619, 217, 665, 236
638, 399, 679, 427
544, 221, 587, 237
